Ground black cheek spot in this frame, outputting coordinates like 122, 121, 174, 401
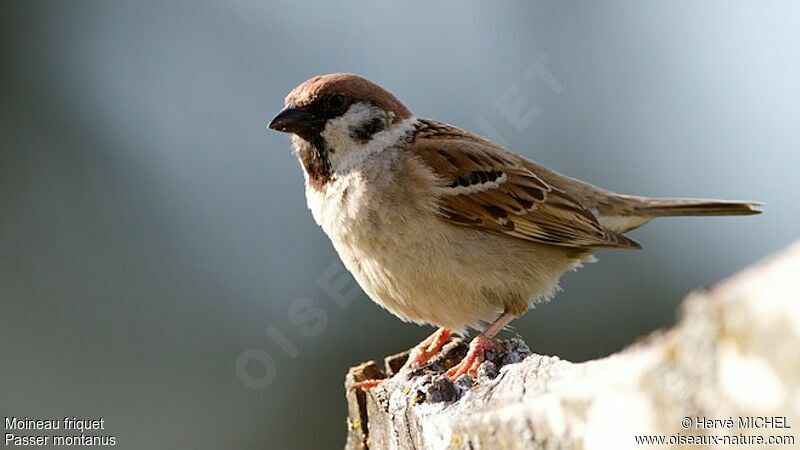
350, 117, 386, 143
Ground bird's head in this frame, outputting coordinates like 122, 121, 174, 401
268, 74, 413, 181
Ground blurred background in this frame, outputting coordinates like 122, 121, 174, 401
1, 1, 798, 448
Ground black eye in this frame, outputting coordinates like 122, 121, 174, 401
326, 93, 346, 111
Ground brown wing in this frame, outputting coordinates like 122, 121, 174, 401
412, 120, 640, 249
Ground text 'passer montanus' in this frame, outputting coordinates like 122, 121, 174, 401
268, 73, 760, 383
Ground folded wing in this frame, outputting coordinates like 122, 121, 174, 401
412, 121, 640, 249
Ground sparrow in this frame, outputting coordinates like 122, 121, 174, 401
267, 73, 760, 383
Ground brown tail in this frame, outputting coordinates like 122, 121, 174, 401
633, 198, 762, 217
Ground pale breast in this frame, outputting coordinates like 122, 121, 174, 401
305, 149, 457, 319
305, 149, 497, 328
301, 141, 582, 330
305, 152, 398, 246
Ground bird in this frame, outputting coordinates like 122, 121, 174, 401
267, 73, 760, 384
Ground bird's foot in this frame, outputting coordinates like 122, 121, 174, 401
401, 327, 454, 371
445, 333, 496, 380
349, 328, 455, 391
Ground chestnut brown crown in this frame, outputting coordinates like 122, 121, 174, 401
268, 73, 412, 136
286, 73, 411, 118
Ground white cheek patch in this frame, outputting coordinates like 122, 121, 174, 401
323, 102, 417, 173
321, 102, 382, 156
330, 119, 418, 174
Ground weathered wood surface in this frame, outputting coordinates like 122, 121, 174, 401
345, 241, 800, 449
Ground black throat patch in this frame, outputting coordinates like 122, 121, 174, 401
295, 136, 332, 191
289, 101, 390, 190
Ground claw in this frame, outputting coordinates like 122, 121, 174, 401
401, 327, 454, 371
445, 334, 495, 380
348, 328, 455, 392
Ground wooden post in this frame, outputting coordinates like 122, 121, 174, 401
344, 242, 800, 449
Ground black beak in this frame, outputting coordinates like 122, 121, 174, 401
267, 105, 318, 134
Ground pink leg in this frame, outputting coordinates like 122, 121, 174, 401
350, 327, 454, 391
445, 311, 516, 380
402, 327, 454, 370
